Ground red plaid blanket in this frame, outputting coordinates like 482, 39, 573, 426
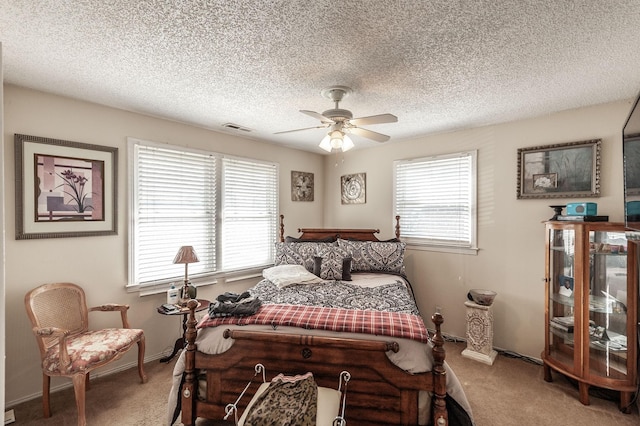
197, 304, 430, 343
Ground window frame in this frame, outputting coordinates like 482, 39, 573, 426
127, 137, 279, 293
393, 150, 478, 255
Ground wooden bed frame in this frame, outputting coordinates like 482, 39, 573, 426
181, 216, 449, 426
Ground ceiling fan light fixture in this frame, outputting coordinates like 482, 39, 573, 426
284, 85, 396, 152
329, 130, 344, 149
319, 134, 332, 152
341, 134, 354, 151
319, 130, 353, 153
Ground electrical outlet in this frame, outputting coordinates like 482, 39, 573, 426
4, 409, 15, 425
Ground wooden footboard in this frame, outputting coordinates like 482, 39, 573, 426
181, 300, 448, 426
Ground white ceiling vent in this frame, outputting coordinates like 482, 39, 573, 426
222, 123, 252, 132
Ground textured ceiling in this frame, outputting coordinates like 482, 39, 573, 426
2, 1, 640, 154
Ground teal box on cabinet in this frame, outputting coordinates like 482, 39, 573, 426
626, 201, 640, 216
566, 202, 597, 216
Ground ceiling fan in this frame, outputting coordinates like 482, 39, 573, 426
275, 85, 398, 152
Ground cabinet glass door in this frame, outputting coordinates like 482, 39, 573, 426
548, 227, 577, 371
587, 230, 628, 380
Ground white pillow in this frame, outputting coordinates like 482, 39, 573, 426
263, 264, 324, 288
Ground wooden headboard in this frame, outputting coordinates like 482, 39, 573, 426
279, 215, 401, 242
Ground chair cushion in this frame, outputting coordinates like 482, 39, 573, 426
43, 328, 144, 374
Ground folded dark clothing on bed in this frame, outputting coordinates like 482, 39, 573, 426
209, 292, 261, 318
216, 291, 251, 303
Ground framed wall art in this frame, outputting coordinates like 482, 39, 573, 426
341, 172, 366, 204
291, 170, 314, 201
516, 139, 601, 199
15, 134, 118, 239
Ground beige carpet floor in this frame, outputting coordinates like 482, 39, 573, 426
6, 341, 639, 425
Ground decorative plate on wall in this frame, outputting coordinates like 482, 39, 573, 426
341, 173, 366, 204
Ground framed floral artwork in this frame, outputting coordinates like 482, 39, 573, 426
14, 134, 118, 239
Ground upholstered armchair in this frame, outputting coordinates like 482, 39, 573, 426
24, 282, 147, 426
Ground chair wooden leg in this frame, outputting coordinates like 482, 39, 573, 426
85, 372, 90, 391
42, 374, 51, 418
138, 336, 148, 383
72, 374, 87, 426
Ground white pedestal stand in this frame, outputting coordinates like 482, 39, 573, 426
461, 300, 497, 365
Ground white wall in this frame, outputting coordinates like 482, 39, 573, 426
2, 85, 324, 405
3, 83, 635, 406
324, 99, 634, 358
1, 43, 6, 420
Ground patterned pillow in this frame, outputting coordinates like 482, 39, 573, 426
243, 372, 318, 426
313, 245, 352, 281
337, 239, 406, 274
274, 242, 337, 272
313, 256, 352, 281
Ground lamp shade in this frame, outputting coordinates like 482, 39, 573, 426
341, 134, 354, 151
173, 246, 199, 264
319, 134, 332, 152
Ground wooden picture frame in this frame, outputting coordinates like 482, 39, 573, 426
291, 171, 314, 201
341, 172, 366, 204
517, 139, 601, 199
15, 134, 118, 239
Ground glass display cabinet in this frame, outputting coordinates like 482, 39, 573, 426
543, 221, 639, 412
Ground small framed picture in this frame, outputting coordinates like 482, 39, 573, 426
291, 171, 314, 202
533, 173, 558, 190
341, 173, 366, 204
559, 275, 574, 290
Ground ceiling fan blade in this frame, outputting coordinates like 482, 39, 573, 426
300, 110, 335, 124
349, 113, 398, 126
346, 126, 391, 143
274, 124, 329, 135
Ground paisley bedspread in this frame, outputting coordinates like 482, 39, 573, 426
247, 275, 420, 315
198, 274, 428, 342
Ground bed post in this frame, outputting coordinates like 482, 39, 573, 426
431, 312, 448, 426
395, 215, 401, 239
181, 299, 199, 426
279, 214, 285, 242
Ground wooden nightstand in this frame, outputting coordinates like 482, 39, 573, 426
157, 298, 210, 363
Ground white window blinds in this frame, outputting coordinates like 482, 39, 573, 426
221, 157, 278, 271
129, 139, 278, 286
394, 151, 477, 249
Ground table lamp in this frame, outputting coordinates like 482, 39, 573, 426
173, 245, 199, 304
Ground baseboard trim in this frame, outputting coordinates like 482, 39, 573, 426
8, 334, 547, 408
432, 330, 543, 365
5, 352, 166, 408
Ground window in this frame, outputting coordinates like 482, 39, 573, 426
128, 138, 278, 288
393, 150, 477, 253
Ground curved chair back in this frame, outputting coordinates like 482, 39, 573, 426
25, 283, 89, 358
